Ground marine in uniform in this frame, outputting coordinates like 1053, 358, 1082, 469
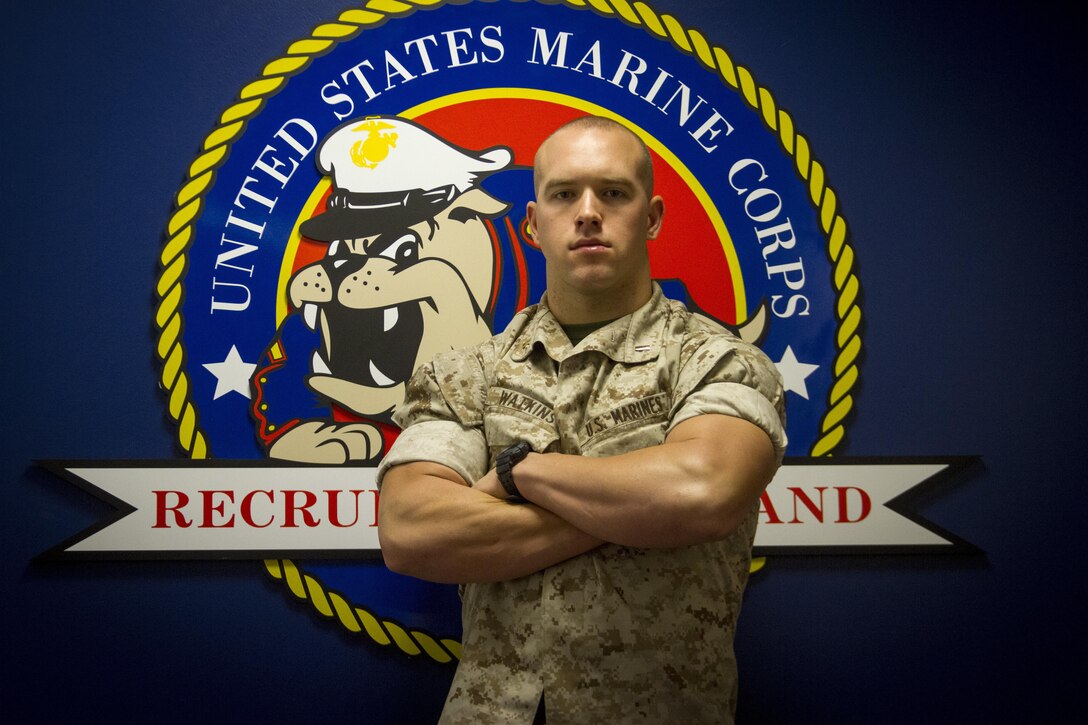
378, 116, 787, 723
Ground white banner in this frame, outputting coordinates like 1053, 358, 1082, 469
39, 457, 976, 559
42, 462, 380, 559
754, 458, 975, 553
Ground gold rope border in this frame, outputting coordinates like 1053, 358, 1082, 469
263, 559, 463, 662
154, 0, 861, 661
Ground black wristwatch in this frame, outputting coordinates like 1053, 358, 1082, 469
496, 441, 533, 500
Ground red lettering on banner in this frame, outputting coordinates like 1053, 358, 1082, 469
199, 490, 236, 528
283, 490, 320, 527
150, 488, 381, 529
761, 486, 872, 525
789, 486, 827, 523
241, 489, 275, 528
835, 486, 872, 523
326, 489, 365, 527
154, 491, 193, 528
759, 491, 783, 524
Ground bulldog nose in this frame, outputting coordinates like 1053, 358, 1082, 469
325, 247, 373, 289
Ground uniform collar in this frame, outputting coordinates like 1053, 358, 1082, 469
510, 283, 669, 364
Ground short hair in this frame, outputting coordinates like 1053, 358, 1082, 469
533, 116, 655, 197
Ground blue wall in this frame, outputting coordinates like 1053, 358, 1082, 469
2, 1, 1083, 721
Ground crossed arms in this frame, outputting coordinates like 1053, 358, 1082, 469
377, 413, 777, 584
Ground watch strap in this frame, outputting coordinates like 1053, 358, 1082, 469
496, 441, 532, 499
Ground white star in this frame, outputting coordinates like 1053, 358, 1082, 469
202, 345, 257, 400
775, 345, 820, 400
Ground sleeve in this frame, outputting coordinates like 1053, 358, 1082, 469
375, 350, 490, 490
667, 332, 789, 463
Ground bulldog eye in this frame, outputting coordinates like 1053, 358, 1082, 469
378, 232, 420, 265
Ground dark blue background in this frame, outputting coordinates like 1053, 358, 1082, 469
2, 1, 1083, 722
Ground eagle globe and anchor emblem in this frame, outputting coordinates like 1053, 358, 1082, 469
350, 118, 398, 169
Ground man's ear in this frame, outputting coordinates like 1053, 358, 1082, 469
646, 195, 665, 240
526, 200, 538, 237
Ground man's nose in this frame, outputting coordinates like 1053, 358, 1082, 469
576, 190, 602, 226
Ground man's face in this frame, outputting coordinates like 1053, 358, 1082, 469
527, 126, 664, 310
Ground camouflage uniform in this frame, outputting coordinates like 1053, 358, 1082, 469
379, 283, 787, 724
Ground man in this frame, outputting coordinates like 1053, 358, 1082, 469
377, 116, 787, 723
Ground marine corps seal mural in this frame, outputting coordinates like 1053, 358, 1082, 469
41, 0, 976, 664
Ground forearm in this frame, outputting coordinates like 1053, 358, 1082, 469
378, 462, 603, 584
513, 414, 778, 548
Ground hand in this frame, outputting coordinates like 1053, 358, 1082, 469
268, 420, 383, 463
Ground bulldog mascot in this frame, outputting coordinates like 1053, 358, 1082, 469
250, 116, 528, 463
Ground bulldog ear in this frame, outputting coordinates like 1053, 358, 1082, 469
446, 187, 512, 223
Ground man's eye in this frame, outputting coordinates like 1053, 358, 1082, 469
553, 190, 573, 200
603, 189, 626, 199
379, 233, 420, 264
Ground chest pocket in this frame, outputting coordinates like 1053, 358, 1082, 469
579, 391, 670, 456
483, 385, 560, 464
578, 329, 683, 457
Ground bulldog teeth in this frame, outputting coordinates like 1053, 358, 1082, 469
311, 351, 331, 376
369, 360, 396, 387
333, 259, 348, 269
383, 307, 399, 332
303, 303, 318, 331
329, 240, 340, 256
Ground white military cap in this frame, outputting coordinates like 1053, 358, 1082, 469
301, 115, 513, 242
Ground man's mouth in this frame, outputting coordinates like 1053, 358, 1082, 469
302, 300, 424, 388
572, 237, 609, 251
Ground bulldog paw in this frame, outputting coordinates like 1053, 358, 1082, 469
268, 420, 384, 464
